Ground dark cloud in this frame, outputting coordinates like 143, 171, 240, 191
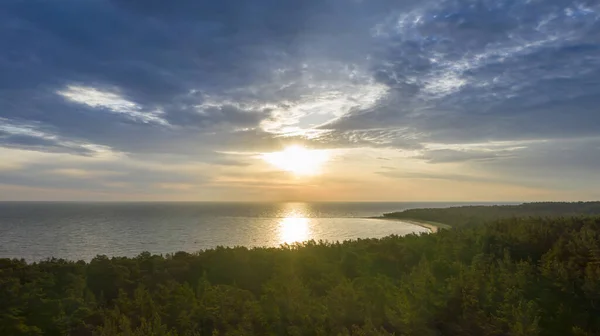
326, 0, 600, 143
375, 169, 553, 190
4, 0, 598, 153
0, 131, 96, 156
1, 0, 600, 196
405, 138, 600, 191
313, 129, 424, 150
417, 149, 515, 163
1, 0, 402, 156
164, 105, 268, 129
376, 170, 500, 184
475, 138, 600, 186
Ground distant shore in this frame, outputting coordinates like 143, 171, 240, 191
368, 216, 450, 233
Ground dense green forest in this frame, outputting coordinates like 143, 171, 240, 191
3, 203, 600, 335
385, 201, 600, 227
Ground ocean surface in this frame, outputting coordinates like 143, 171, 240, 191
0, 202, 493, 261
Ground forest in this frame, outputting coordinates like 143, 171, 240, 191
384, 201, 600, 227
2, 202, 600, 335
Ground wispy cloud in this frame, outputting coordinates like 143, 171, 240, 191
57, 85, 168, 125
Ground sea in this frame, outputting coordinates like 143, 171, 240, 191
0, 202, 493, 261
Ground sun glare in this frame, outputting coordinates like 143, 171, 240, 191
279, 216, 310, 244
262, 145, 329, 176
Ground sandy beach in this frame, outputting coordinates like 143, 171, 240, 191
369, 217, 450, 233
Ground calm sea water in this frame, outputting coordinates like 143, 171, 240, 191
0, 202, 490, 261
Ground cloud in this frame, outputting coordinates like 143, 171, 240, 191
57, 85, 168, 125
326, 0, 600, 143
476, 138, 600, 187
1, 0, 599, 199
0, 118, 109, 155
49, 168, 125, 179
313, 128, 424, 149
3, 0, 599, 152
376, 170, 499, 184
416, 148, 515, 163
0, 158, 208, 194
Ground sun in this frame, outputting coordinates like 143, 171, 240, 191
262, 145, 329, 176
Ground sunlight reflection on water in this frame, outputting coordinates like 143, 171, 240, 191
278, 203, 312, 244
279, 217, 310, 244
0, 202, 438, 261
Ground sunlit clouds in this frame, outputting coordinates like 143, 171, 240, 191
57, 85, 168, 125
259, 66, 388, 136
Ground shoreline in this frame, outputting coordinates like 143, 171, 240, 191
367, 216, 450, 233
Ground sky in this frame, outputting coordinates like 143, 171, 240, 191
1, 0, 599, 202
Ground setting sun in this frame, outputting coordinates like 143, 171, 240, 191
262, 145, 329, 176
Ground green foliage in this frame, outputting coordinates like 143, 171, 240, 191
2, 208, 600, 335
384, 201, 600, 227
